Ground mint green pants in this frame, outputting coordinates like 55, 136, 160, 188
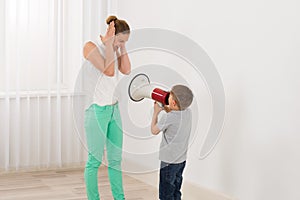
84, 103, 124, 200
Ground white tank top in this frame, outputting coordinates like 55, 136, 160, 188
93, 41, 122, 106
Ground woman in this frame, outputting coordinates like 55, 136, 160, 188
83, 15, 131, 200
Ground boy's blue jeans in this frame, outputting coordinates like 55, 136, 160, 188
159, 161, 186, 200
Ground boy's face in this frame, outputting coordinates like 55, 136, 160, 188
168, 93, 178, 110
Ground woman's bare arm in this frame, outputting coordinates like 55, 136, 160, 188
83, 22, 116, 76
117, 45, 131, 75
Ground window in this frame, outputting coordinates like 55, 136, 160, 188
0, 0, 104, 93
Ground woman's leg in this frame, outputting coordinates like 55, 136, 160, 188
106, 105, 125, 200
84, 105, 110, 200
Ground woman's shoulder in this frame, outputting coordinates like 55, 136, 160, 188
83, 40, 105, 59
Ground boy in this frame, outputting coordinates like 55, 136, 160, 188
151, 85, 194, 200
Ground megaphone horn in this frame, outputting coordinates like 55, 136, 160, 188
128, 73, 170, 105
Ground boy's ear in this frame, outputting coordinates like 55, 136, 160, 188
172, 99, 177, 107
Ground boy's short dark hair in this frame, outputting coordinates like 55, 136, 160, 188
171, 85, 193, 110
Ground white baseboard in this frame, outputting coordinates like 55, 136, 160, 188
127, 171, 234, 200
182, 181, 234, 200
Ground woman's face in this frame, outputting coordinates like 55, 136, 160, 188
113, 33, 129, 51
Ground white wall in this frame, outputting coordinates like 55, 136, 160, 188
114, 0, 300, 199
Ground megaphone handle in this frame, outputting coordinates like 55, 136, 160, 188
157, 102, 163, 108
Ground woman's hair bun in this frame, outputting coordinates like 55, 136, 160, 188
105, 15, 130, 34
106, 15, 118, 25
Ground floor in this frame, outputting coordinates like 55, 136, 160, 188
0, 167, 158, 200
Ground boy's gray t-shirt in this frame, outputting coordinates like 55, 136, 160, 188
157, 108, 192, 163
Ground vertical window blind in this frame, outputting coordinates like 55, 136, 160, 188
0, 0, 108, 171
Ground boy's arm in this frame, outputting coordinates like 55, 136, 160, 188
151, 102, 163, 135
151, 111, 160, 135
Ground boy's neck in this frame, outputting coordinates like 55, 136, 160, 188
164, 105, 180, 113
170, 106, 180, 111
